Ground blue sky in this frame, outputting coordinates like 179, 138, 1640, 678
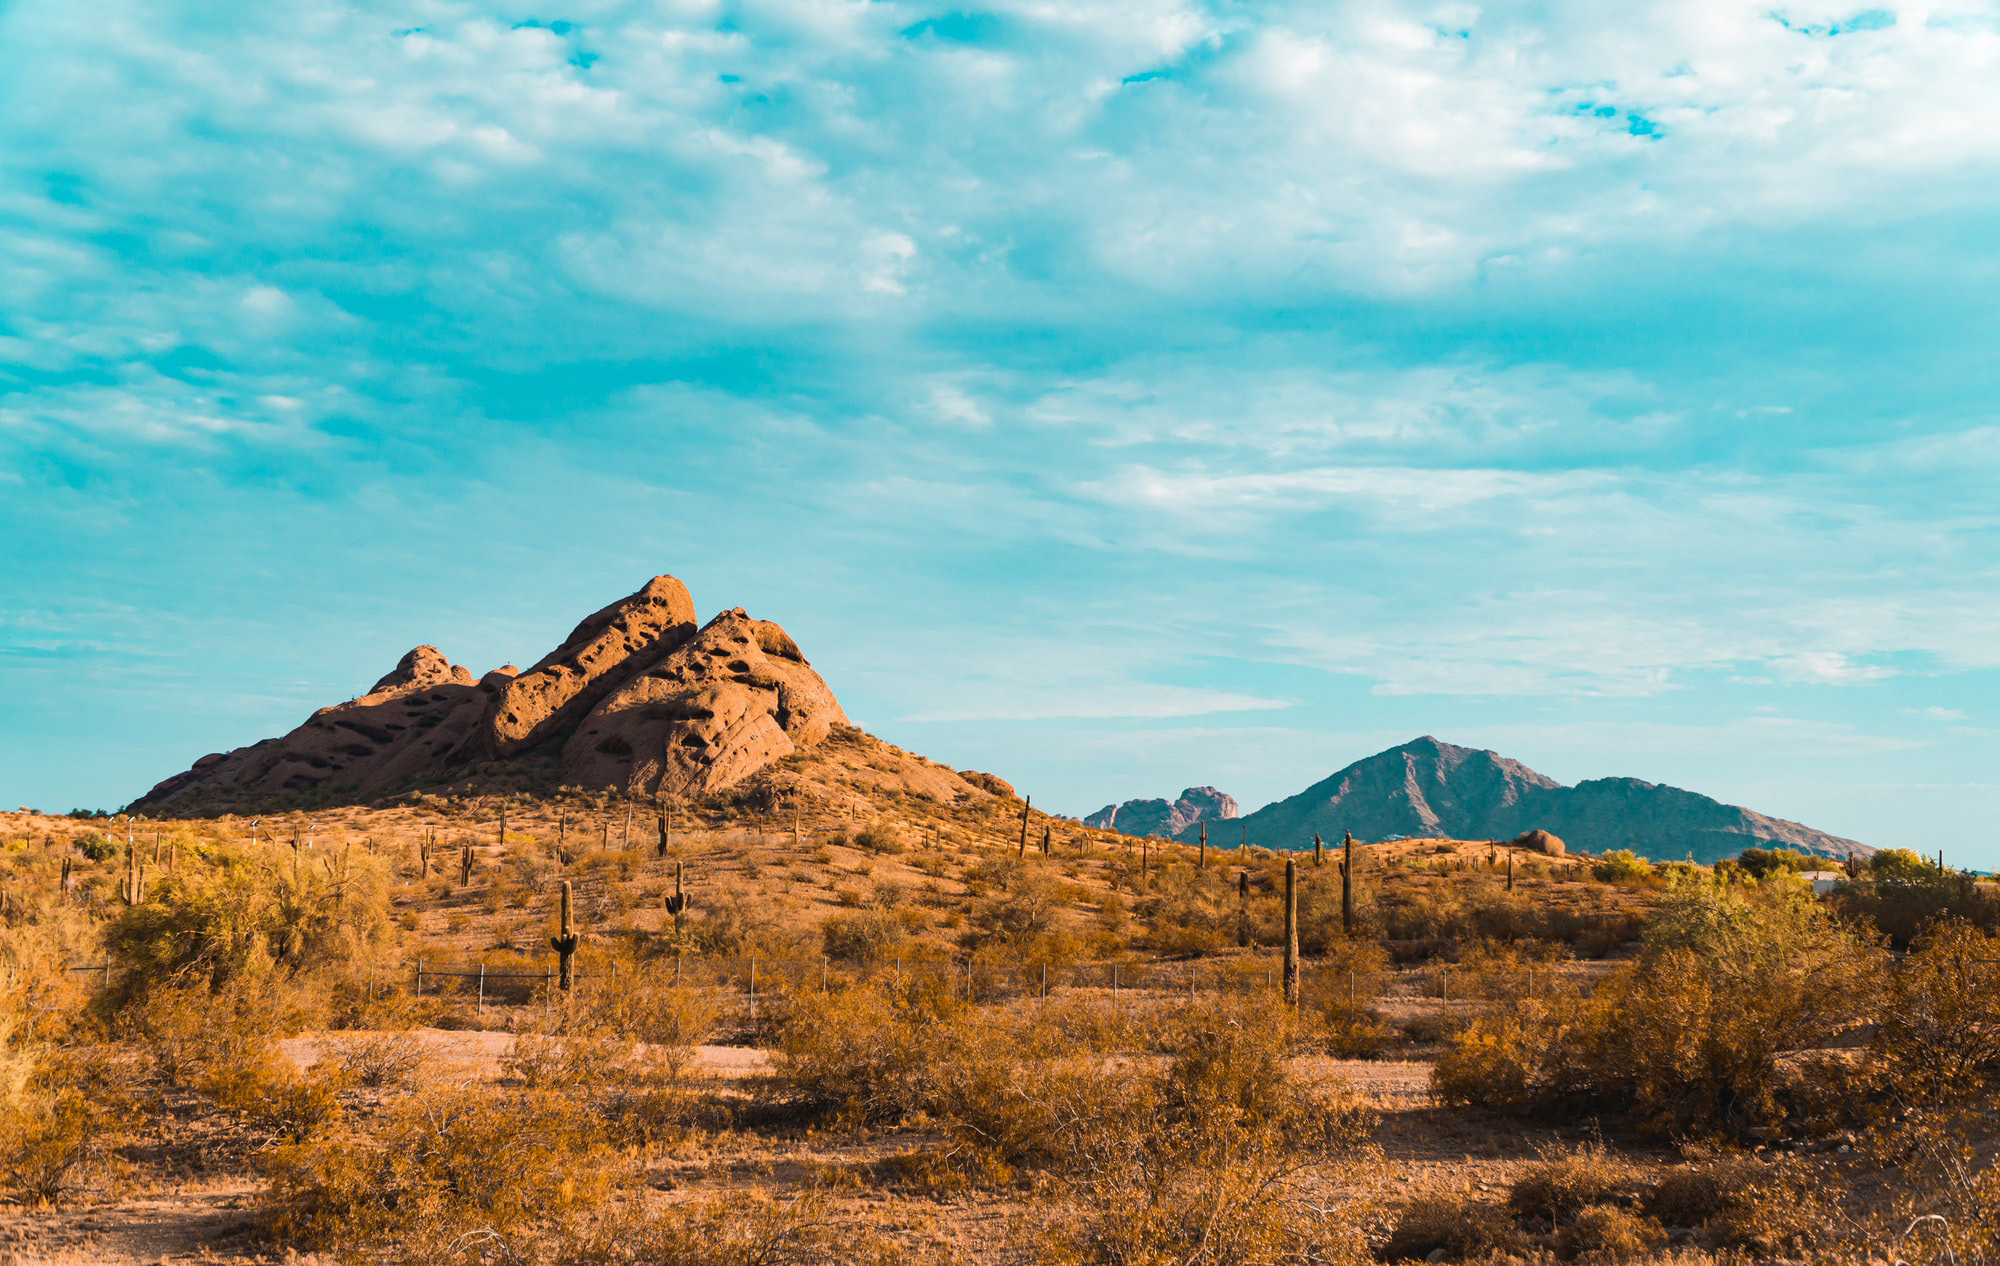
3, 0, 1998, 860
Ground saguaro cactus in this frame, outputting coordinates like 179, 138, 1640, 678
1236, 870, 1251, 948
459, 842, 475, 887
1282, 858, 1299, 1005
1341, 830, 1355, 936
1314, 832, 1324, 867
418, 829, 431, 878
498, 805, 507, 851
1199, 822, 1207, 870
1041, 824, 1051, 857
59, 856, 73, 898
663, 860, 690, 941
1506, 850, 1516, 892
551, 880, 579, 991
1017, 795, 1032, 858
656, 800, 670, 858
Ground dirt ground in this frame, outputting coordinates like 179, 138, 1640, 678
0, 1042, 1630, 1265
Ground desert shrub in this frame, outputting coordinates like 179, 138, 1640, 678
73, 833, 117, 862
1381, 1195, 1527, 1262
1834, 863, 2000, 948
1735, 847, 1817, 878
0, 1086, 109, 1207
323, 1031, 426, 1089
1435, 880, 1882, 1135
104, 846, 392, 990
822, 909, 906, 963
1645, 1147, 1832, 1254
1507, 1141, 1645, 1228
262, 1083, 616, 1256
1592, 850, 1653, 884
853, 825, 905, 855
1556, 1205, 1666, 1262
1873, 918, 2000, 1101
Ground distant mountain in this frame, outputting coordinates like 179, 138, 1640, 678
1162, 736, 1870, 865
1086, 786, 1238, 838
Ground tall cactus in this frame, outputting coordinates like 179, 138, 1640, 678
1313, 832, 1323, 867
1236, 870, 1251, 948
459, 842, 474, 887
1017, 795, 1032, 858
1506, 849, 1515, 892
663, 860, 690, 942
1282, 857, 1298, 1005
1040, 824, 1051, 857
551, 880, 579, 991
1198, 821, 1207, 870
656, 799, 670, 859
1341, 830, 1355, 936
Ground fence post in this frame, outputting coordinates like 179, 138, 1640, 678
416, 960, 424, 996
102, 962, 111, 988
477, 964, 485, 1014
1348, 971, 1355, 1008
822, 957, 829, 993
1112, 963, 1119, 999
749, 957, 757, 1020
1041, 962, 1047, 999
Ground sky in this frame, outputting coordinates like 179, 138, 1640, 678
3, 0, 1998, 860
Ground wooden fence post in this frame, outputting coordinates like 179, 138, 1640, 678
1282, 858, 1299, 1005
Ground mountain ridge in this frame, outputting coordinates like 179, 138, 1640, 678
1135, 736, 1867, 864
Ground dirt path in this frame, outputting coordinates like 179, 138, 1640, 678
276, 1029, 774, 1079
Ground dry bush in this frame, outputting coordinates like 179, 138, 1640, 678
1645, 1147, 1834, 1255
262, 1082, 616, 1257
323, 1031, 427, 1089
1871, 917, 2000, 1102
103, 844, 393, 991
1381, 1194, 1527, 1262
1507, 1141, 1646, 1230
822, 909, 907, 962
1555, 1205, 1666, 1262
1435, 881, 1882, 1136
0, 1086, 109, 1207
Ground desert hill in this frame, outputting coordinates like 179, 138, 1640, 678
131, 576, 957, 814
1152, 736, 1869, 864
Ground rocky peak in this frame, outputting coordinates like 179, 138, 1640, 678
477, 575, 699, 758
1086, 785, 1239, 838
368, 645, 473, 696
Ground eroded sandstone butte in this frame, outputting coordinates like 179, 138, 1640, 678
131, 576, 855, 812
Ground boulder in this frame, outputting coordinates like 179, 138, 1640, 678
1511, 828, 1565, 857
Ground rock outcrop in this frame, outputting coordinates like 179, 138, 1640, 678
477, 575, 698, 759
130, 576, 849, 812
135, 647, 496, 807
561, 608, 847, 798
1086, 786, 1239, 838
1164, 736, 1870, 864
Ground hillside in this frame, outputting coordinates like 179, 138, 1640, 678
1163, 736, 1869, 864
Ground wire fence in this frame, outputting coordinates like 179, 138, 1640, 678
55, 953, 1621, 1018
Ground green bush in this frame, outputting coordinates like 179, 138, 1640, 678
1434, 880, 1882, 1135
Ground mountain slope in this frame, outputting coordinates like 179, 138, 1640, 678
1167, 737, 1868, 864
